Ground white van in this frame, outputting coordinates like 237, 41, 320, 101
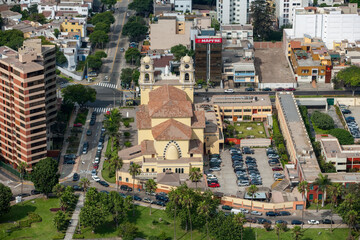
231, 208, 242, 215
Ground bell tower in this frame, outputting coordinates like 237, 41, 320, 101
139, 55, 155, 86
179, 55, 195, 85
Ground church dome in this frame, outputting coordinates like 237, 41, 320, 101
183, 55, 191, 63
143, 55, 151, 64
165, 144, 179, 160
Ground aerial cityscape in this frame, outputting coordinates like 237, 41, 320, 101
0, 0, 359, 239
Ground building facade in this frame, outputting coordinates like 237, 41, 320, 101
0, 39, 56, 170
216, 0, 251, 25
275, 0, 309, 27
60, 19, 86, 37
116, 55, 207, 189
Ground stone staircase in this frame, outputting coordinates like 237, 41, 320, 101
272, 179, 290, 192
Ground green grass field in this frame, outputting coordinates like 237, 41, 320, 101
101, 160, 116, 183
234, 122, 267, 138
0, 198, 60, 240
252, 228, 350, 240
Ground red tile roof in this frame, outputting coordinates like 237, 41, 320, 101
290, 41, 301, 49
42, 11, 52, 18
191, 110, 205, 128
152, 119, 192, 141
136, 105, 151, 129
153, 55, 173, 68
188, 139, 204, 154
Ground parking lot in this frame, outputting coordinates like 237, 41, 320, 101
207, 147, 281, 195
347, 106, 360, 140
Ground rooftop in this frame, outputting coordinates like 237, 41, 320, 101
316, 134, 360, 158
152, 119, 192, 141
210, 95, 271, 107
221, 24, 253, 31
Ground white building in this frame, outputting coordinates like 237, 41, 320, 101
275, 0, 309, 27
19, 0, 41, 6
285, 4, 360, 49
216, 0, 250, 25
169, 0, 192, 12
38, 2, 89, 20
220, 24, 253, 44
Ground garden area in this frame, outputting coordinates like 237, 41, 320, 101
66, 127, 82, 154
226, 122, 267, 139
74, 108, 89, 125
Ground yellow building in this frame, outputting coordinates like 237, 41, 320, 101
60, 19, 86, 37
117, 55, 206, 190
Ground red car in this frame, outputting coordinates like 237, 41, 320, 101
272, 167, 283, 171
73, 123, 82, 127
93, 163, 99, 169
275, 87, 285, 91
208, 182, 220, 188
285, 88, 296, 91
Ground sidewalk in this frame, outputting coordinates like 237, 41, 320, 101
64, 194, 84, 240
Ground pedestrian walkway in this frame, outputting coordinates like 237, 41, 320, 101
64, 194, 84, 240
95, 82, 117, 89
83, 107, 113, 113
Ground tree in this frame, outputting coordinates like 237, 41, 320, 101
171, 44, 193, 61
209, 213, 242, 240
86, 55, 103, 70
182, 193, 194, 240
197, 200, 210, 240
103, 108, 122, 150
275, 223, 282, 240
80, 204, 106, 232
250, 0, 274, 41
337, 65, 360, 96
29, 4, 38, 14
29, 13, 46, 24
247, 185, 258, 228
345, 210, 359, 238
189, 167, 202, 189
297, 180, 308, 228
54, 28, 60, 38
311, 111, 335, 130
31, 157, 59, 197
122, 21, 148, 42
79, 177, 90, 195
211, 18, 220, 31
120, 68, 134, 87
62, 84, 96, 108
125, 48, 141, 65
91, 11, 115, 25
53, 184, 65, 198
101, 0, 117, 9
56, 46, 67, 66
145, 179, 157, 215
314, 173, 332, 209
10, 5, 21, 13
108, 191, 131, 228
132, 69, 140, 86
0, 183, 12, 217
109, 156, 123, 190
60, 186, 77, 211
168, 188, 181, 239
0, 29, 24, 50
128, 163, 141, 216
89, 30, 109, 48
94, 51, 107, 59
329, 128, 354, 145
128, 0, 153, 16
234, 213, 246, 240
53, 210, 68, 232
292, 226, 303, 240
118, 222, 138, 240
17, 161, 28, 196
327, 183, 343, 232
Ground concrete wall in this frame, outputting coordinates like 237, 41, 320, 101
254, 42, 283, 49
57, 66, 83, 81
240, 138, 271, 147
335, 97, 360, 106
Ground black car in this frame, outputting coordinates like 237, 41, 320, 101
98, 180, 109, 187
73, 185, 83, 191
266, 211, 279, 217
120, 185, 133, 191
31, 189, 41, 195
64, 160, 75, 164
291, 220, 303, 225
263, 87, 272, 91
90, 119, 96, 125
258, 218, 272, 224
321, 219, 334, 224
275, 220, 287, 224
156, 194, 169, 202
245, 87, 255, 91
222, 205, 232, 211
279, 211, 291, 216
154, 201, 166, 207
133, 195, 142, 201
64, 154, 76, 161
18, 193, 31, 198
72, 173, 79, 181
100, 190, 109, 194
342, 109, 352, 114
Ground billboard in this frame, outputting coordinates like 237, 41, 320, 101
195, 38, 222, 44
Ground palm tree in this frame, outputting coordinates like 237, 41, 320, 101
314, 173, 332, 210
189, 167, 202, 190
145, 179, 157, 215
17, 161, 28, 196
275, 223, 282, 240
52, 183, 65, 198
327, 183, 343, 232
297, 180, 308, 228
182, 193, 193, 240
346, 210, 358, 238
169, 188, 181, 240
247, 184, 258, 229
197, 200, 210, 240
79, 177, 90, 196
103, 108, 122, 151
291, 226, 303, 240
234, 212, 246, 240
128, 163, 141, 216
109, 156, 123, 190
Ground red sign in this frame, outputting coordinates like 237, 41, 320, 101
195, 38, 222, 44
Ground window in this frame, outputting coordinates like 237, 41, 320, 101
301, 70, 309, 74
309, 194, 313, 200
146, 168, 149, 172
151, 168, 155, 172
318, 194, 322, 200
310, 185, 314, 190
119, 176, 122, 181
126, 178, 129, 182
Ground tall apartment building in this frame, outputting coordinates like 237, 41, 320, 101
216, 0, 251, 25
275, 0, 309, 27
285, 4, 360, 49
0, 39, 56, 169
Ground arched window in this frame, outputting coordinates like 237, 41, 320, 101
185, 73, 189, 81
145, 73, 150, 82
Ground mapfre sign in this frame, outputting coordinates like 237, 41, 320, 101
195, 38, 222, 44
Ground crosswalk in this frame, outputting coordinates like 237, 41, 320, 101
95, 82, 117, 89
90, 107, 113, 113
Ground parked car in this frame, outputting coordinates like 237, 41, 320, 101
275, 87, 285, 91
120, 185, 132, 191
91, 169, 97, 176
210, 167, 221, 171
224, 89, 234, 93
64, 160, 75, 164
258, 218, 272, 224
272, 167, 283, 171
222, 205, 233, 211
275, 220, 287, 224
250, 210, 262, 216
291, 220, 303, 225
72, 173, 79, 181
245, 87, 255, 91
90, 119, 96, 125
154, 201, 166, 207
262, 87, 272, 91
208, 182, 220, 188
86, 130, 92, 136
143, 197, 153, 203
92, 175, 100, 182
266, 211, 279, 217
246, 218, 257, 223
73, 185, 83, 191
73, 123, 82, 127
98, 180, 109, 187
342, 109, 352, 114
279, 211, 291, 216
321, 219, 334, 224
285, 88, 296, 91
308, 220, 320, 225
31, 189, 41, 195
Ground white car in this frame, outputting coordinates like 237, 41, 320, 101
224, 89, 234, 93
308, 220, 320, 225
240, 208, 249, 214
250, 211, 262, 216
209, 167, 221, 171
92, 175, 100, 182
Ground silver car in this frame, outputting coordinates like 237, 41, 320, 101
250, 211, 262, 216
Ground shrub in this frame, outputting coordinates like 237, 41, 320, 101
28, 212, 42, 222
73, 234, 85, 239
19, 219, 31, 228
124, 132, 130, 138
6, 225, 20, 233
329, 128, 354, 145
124, 141, 132, 148
123, 121, 130, 127
56, 69, 61, 75
311, 111, 334, 130
118, 222, 138, 240
152, 219, 158, 225
263, 222, 272, 231
52, 233, 66, 239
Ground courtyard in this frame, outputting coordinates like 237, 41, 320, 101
227, 122, 267, 139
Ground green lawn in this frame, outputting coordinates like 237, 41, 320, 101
312, 124, 329, 135
101, 160, 116, 183
252, 228, 351, 240
234, 122, 267, 138
307, 203, 332, 210
0, 198, 61, 240
74, 109, 89, 125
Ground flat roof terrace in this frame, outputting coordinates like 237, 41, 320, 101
211, 95, 271, 107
